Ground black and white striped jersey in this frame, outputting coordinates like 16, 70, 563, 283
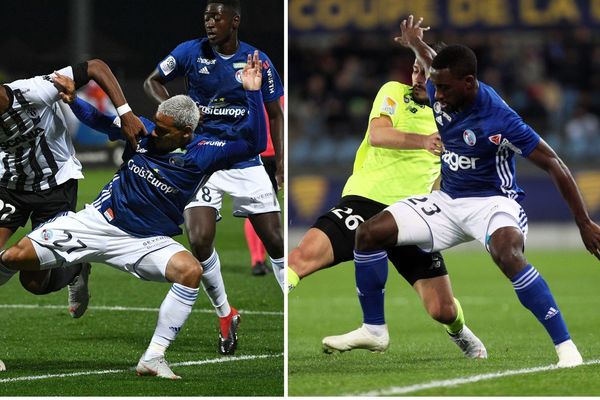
0, 66, 83, 192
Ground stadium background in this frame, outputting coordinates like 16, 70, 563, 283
289, 0, 600, 230
0, 0, 284, 396
288, 0, 600, 396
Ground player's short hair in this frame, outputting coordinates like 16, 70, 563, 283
431, 44, 477, 78
158, 95, 200, 131
207, 0, 241, 16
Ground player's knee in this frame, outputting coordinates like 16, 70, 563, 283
489, 229, 527, 278
187, 231, 214, 260
262, 229, 283, 257
178, 262, 203, 288
288, 247, 313, 278
19, 273, 50, 295
2, 244, 28, 267
355, 222, 380, 251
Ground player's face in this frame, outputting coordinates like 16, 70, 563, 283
430, 68, 469, 112
411, 61, 428, 105
152, 113, 191, 152
204, 4, 239, 46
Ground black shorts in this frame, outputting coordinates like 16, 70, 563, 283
312, 195, 447, 285
262, 156, 278, 193
0, 179, 78, 231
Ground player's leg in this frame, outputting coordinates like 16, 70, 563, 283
24, 180, 90, 317
323, 199, 441, 353
0, 227, 17, 285
244, 218, 268, 276
388, 245, 487, 358
136, 249, 202, 380
248, 211, 284, 288
289, 196, 379, 292
184, 182, 238, 355
487, 212, 581, 367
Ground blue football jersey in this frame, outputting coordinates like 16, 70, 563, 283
426, 80, 541, 202
69, 90, 266, 237
157, 38, 283, 169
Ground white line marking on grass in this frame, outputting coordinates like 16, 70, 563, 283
0, 304, 282, 316
0, 353, 283, 383
353, 359, 600, 396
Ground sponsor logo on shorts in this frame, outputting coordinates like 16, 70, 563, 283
442, 150, 479, 171
463, 129, 477, 146
40, 229, 53, 241
142, 236, 170, 249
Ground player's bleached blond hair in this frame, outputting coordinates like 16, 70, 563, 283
158, 95, 200, 131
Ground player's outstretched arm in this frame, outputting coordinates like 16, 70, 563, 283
86, 59, 147, 147
528, 140, 600, 260
368, 116, 443, 155
53, 72, 123, 141
394, 15, 436, 77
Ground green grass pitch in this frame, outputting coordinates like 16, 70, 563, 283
0, 169, 283, 396
289, 249, 600, 396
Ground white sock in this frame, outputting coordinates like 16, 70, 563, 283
200, 249, 230, 318
363, 323, 388, 337
0, 251, 17, 286
269, 256, 285, 292
144, 283, 199, 361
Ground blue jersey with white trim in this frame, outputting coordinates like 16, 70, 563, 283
426, 80, 541, 202
69, 91, 265, 238
157, 38, 283, 169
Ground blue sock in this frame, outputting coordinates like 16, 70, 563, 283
511, 264, 570, 345
354, 250, 388, 325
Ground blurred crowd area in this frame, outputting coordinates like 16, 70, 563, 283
289, 28, 600, 170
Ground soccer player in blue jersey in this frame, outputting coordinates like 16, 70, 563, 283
328, 16, 600, 368
0, 52, 266, 379
144, 0, 285, 354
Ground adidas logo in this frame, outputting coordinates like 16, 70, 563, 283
199, 66, 210, 74
544, 307, 559, 320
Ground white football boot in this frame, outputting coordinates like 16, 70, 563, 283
555, 339, 583, 368
449, 325, 488, 359
68, 263, 91, 318
322, 325, 389, 354
136, 356, 181, 379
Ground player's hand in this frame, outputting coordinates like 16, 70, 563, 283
119, 112, 148, 148
241, 50, 263, 91
423, 132, 443, 156
52, 71, 76, 104
578, 220, 600, 261
394, 15, 430, 48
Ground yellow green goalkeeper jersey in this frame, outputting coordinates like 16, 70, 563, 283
342, 81, 440, 205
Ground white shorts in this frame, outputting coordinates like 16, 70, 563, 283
184, 166, 280, 218
385, 191, 528, 252
27, 205, 189, 282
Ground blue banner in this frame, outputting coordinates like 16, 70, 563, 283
290, 0, 600, 32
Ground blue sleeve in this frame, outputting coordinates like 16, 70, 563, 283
499, 108, 541, 157
69, 98, 123, 141
222, 90, 267, 162
259, 52, 284, 103
157, 41, 194, 82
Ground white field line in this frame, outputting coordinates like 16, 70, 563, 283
352, 359, 600, 396
0, 353, 283, 383
0, 303, 282, 316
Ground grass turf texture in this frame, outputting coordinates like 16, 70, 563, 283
0, 169, 283, 396
289, 249, 600, 396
